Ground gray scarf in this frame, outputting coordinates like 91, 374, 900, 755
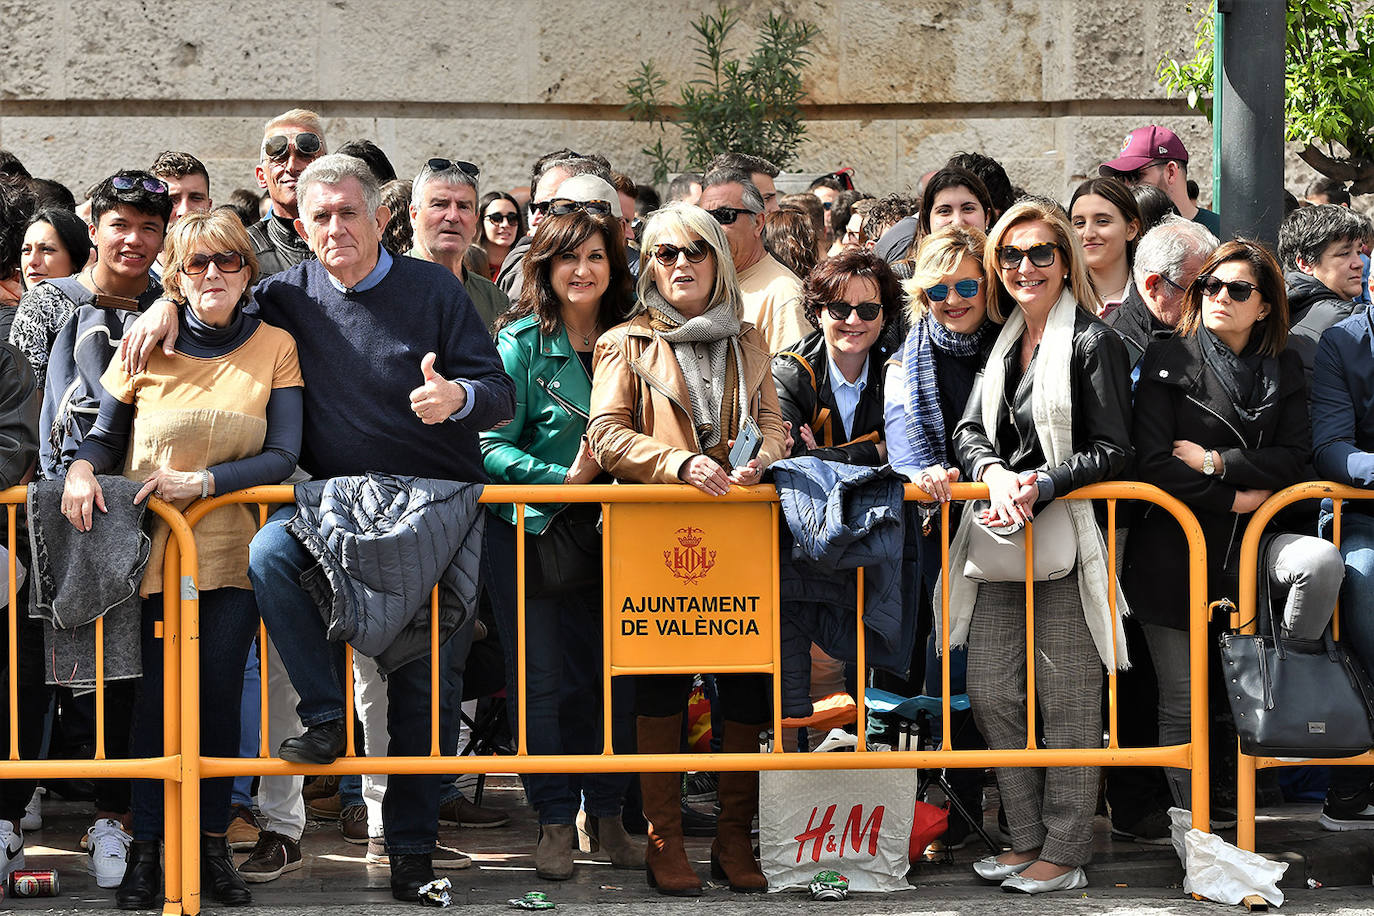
644, 288, 747, 450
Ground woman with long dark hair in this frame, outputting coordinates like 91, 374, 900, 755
1069, 177, 1142, 317
474, 191, 526, 281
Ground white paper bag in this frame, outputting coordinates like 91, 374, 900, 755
1168, 807, 1287, 906
759, 768, 917, 893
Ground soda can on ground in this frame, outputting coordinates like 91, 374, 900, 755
10, 869, 59, 897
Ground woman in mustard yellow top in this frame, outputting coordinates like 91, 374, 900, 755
61, 210, 302, 909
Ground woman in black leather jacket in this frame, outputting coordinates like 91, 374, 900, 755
1122, 238, 1342, 823
949, 197, 1133, 894
771, 249, 902, 465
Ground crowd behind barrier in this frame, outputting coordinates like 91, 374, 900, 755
2, 109, 1374, 913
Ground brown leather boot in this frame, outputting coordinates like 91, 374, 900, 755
637, 714, 701, 896
711, 721, 767, 892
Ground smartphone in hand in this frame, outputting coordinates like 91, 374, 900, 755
729, 415, 763, 468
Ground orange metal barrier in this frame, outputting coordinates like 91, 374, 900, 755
0, 483, 1209, 911
0, 487, 198, 916
1233, 481, 1374, 852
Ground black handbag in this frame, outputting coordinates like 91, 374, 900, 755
1218, 571, 1374, 758
526, 502, 602, 599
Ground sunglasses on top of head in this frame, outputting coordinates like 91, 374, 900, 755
263, 132, 323, 162
549, 199, 613, 218
425, 158, 480, 178
651, 241, 710, 266
996, 242, 1061, 270
926, 278, 982, 301
1197, 276, 1259, 302
111, 175, 168, 195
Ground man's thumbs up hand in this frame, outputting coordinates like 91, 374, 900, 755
410, 351, 467, 424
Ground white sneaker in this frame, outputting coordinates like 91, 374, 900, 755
87, 818, 132, 888
0, 819, 24, 879
19, 787, 43, 831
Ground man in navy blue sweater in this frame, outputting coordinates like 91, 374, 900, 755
121, 153, 515, 901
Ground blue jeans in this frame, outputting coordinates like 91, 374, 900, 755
484, 516, 630, 824
248, 507, 451, 854
130, 588, 259, 841
1320, 509, 1374, 795
231, 642, 260, 809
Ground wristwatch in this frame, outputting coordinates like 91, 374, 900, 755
1202, 450, 1216, 476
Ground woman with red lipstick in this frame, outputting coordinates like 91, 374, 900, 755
1069, 178, 1142, 318
772, 248, 902, 465
480, 208, 637, 881
948, 197, 1133, 894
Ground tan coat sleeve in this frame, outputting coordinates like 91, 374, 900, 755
587, 333, 697, 484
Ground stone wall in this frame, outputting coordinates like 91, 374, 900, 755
0, 0, 1329, 206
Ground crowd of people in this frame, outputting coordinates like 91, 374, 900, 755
0, 111, 1372, 906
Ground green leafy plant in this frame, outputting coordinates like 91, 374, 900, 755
1157, 1, 1374, 193
624, 5, 818, 185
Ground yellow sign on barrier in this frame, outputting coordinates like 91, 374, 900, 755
605, 501, 775, 671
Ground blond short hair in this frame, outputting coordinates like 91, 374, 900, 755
903, 225, 988, 323
161, 210, 260, 304
983, 197, 1100, 323
634, 203, 742, 320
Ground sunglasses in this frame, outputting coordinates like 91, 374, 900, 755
111, 176, 168, 195
549, 200, 612, 218
824, 301, 883, 321
1118, 160, 1168, 185
1198, 275, 1259, 302
485, 212, 519, 225
263, 132, 323, 162
182, 251, 246, 276
426, 158, 480, 178
996, 243, 1061, 270
651, 241, 710, 266
707, 206, 759, 226
926, 278, 982, 301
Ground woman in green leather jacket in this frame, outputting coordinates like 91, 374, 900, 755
479, 208, 636, 881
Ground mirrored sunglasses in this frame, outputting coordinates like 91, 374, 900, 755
926, 278, 982, 302
263, 132, 323, 162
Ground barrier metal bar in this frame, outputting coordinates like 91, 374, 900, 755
1233, 481, 1374, 852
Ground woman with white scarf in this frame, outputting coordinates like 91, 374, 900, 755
946, 197, 1134, 894
587, 203, 787, 897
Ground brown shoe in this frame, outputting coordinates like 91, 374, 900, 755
340, 803, 368, 845
302, 774, 340, 802
710, 721, 767, 893
638, 714, 701, 896
438, 795, 509, 828
578, 810, 645, 869
306, 793, 342, 820
237, 830, 302, 884
225, 805, 260, 852
534, 824, 575, 880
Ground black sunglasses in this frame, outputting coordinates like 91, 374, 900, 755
996, 243, 1061, 270
1119, 160, 1168, 185
550, 200, 612, 218
651, 241, 710, 266
485, 212, 519, 225
263, 132, 323, 162
426, 158, 480, 178
707, 206, 759, 226
1198, 276, 1259, 302
824, 301, 883, 321
111, 176, 168, 195
182, 251, 246, 276
926, 278, 982, 302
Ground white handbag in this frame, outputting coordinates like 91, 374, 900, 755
962, 499, 1077, 582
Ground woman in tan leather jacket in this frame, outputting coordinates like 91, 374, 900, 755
586, 203, 785, 897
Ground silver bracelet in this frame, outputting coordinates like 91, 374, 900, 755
201, 470, 210, 499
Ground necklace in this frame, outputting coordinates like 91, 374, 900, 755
84, 267, 110, 297
565, 318, 600, 347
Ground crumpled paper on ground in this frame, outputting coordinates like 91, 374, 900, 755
1168, 807, 1286, 906
418, 876, 453, 907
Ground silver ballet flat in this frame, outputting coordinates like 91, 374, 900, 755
1001, 866, 1088, 894
971, 855, 1033, 881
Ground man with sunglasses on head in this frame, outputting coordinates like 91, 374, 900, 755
248, 108, 327, 279
1099, 125, 1220, 237
699, 168, 809, 354
408, 158, 507, 333
495, 151, 612, 297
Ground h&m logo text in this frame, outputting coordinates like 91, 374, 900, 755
793, 803, 884, 863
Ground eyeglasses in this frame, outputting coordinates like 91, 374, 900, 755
996, 243, 1061, 270
485, 212, 520, 225
650, 241, 710, 266
425, 158, 480, 178
1158, 273, 1187, 293
824, 301, 883, 321
1198, 275, 1259, 302
550, 200, 612, 218
263, 132, 323, 162
926, 278, 982, 301
182, 251, 246, 276
707, 206, 759, 226
1118, 160, 1168, 185
111, 176, 168, 195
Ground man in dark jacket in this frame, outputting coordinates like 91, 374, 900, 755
495, 150, 612, 297
1279, 203, 1370, 379
247, 109, 326, 278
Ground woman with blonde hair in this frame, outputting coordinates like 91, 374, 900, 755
62, 209, 303, 909
945, 197, 1133, 893
587, 202, 786, 897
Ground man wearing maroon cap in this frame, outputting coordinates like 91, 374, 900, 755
1100, 125, 1221, 237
